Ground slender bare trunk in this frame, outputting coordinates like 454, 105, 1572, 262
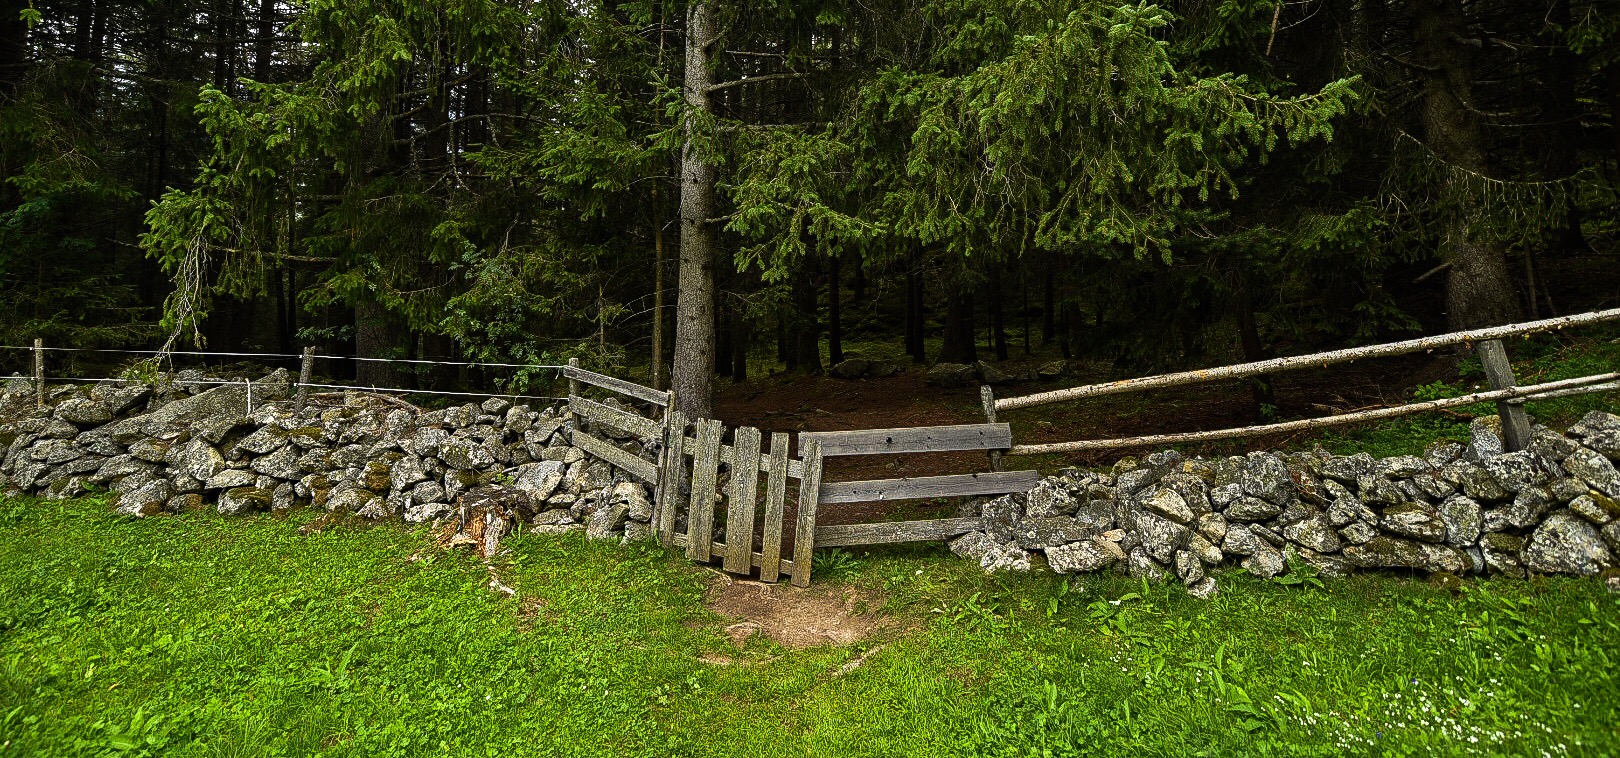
673, 0, 718, 419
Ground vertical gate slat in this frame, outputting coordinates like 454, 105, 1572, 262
685, 418, 725, 562
759, 432, 791, 583
791, 439, 824, 588
654, 410, 687, 547
723, 426, 762, 574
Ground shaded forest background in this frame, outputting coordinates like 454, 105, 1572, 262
2, 0, 1618, 414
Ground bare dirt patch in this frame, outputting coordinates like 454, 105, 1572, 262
701, 574, 896, 650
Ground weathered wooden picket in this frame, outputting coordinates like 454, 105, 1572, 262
800, 423, 1040, 549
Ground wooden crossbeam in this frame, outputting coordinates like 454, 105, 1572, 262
817, 470, 1041, 504
799, 423, 1012, 457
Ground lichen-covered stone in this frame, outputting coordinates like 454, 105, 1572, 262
1195, 511, 1227, 544
1282, 512, 1341, 553
1241, 542, 1286, 579
205, 468, 256, 490
1437, 494, 1483, 547
114, 478, 173, 517
1014, 516, 1098, 550
1240, 452, 1294, 504
1482, 451, 1546, 494
251, 446, 303, 481
217, 486, 272, 516
1225, 495, 1283, 522
1380, 502, 1448, 543
1138, 486, 1194, 524
1570, 493, 1620, 525
1523, 510, 1613, 576
1343, 536, 1465, 573
1565, 448, 1620, 498
1045, 538, 1125, 574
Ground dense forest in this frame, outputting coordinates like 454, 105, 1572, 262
2, 0, 1618, 419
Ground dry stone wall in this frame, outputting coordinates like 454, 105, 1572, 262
950, 412, 1620, 597
0, 370, 659, 549
2, 369, 1617, 596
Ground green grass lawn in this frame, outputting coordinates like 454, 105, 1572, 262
2, 496, 1618, 757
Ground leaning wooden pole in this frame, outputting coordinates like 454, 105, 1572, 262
32, 338, 44, 408
997, 308, 1620, 412
1007, 373, 1620, 455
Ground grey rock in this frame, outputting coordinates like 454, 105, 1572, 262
31, 438, 83, 465
1160, 472, 1213, 514
586, 503, 629, 540
170, 438, 225, 482
1447, 461, 1512, 502
1412, 473, 1456, 501
1570, 494, 1620, 525
480, 397, 511, 416
404, 498, 451, 523
1437, 494, 1483, 547
1241, 452, 1294, 504
949, 532, 996, 562
250, 446, 302, 480
89, 383, 152, 415
114, 478, 173, 517
1139, 486, 1194, 525
326, 485, 379, 514
1015, 517, 1098, 550
610, 481, 654, 522
540, 446, 584, 464
828, 358, 870, 379
1241, 542, 1286, 579
1529, 427, 1579, 462
1522, 510, 1613, 576
1569, 410, 1620, 439
1344, 536, 1466, 573
1424, 440, 1465, 469
1131, 509, 1190, 564
974, 361, 1012, 386
217, 486, 272, 516
271, 481, 296, 511
1225, 495, 1283, 522
1565, 448, 1620, 498
980, 541, 1033, 573
533, 509, 575, 526
234, 426, 290, 455
1285, 545, 1354, 579
1481, 451, 1546, 494
1209, 483, 1243, 508
1321, 452, 1375, 484
1188, 533, 1223, 565
924, 362, 976, 388
1045, 538, 1125, 574
1186, 576, 1220, 600
1035, 361, 1067, 380
296, 447, 330, 473
1127, 548, 1169, 582
54, 397, 113, 426
1469, 416, 1505, 460
1325, 492, 1376, 527
1602, 522, 1620, 554
504, 406, 534, 433
1221, 523, 1263, 556
1115, 467, 1162, 498
389, 455, 429, 493
41, 419, 79, 439
981, 494, 1024, 544
408, 427, 450, 458
127, 438, 171, 463
99, 369, 290, 441
205, 468, 257, 490
439, 440, 496, 471
409, 480, 446, 505
1380, 502, 1448, 543
165, 493, 203, 513
1380, 455, 1429, 479
1251, 523, 1286, 548
622, 521, 653, 544
1282, 513, 1341, 553
1023, 479, 1078, 518
1195, 512, 1228, 544
1175, 550, 1205, 584
1356, 474, 1405, 506
96, 454, 157, 483
1550, 477, 1590, 502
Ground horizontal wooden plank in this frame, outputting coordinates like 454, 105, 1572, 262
569, 395, 661, 440
814, 517, 985, 548
800, 423, 1012, 457
817, 470, 1041, 505
562, 365, 669, 406
571, 429, 659, 483
670, 533, 797, 578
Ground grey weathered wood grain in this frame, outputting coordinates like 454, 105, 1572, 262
690, 435, 806, 478
562, 364, 670, 406
759, 432, 791, 583
571, 430, 659, 484
569, 395, 662, 441
671, 533, 796, 575
817, 470, 1042, 504
685, 418, 725, 562
998, 307, 1620, 411
1008, 372, 1620, 454
799, 423, 1012, 457
814, 517, 986, 548
724, 426, 762, 574
1476, 339, 1531, 452
791, 440, 823, 588
654, 410, 687, 547
979, 385, 1003, 472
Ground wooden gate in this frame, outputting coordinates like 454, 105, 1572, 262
652, 412, 825, 587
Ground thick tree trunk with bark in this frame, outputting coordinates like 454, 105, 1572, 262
939, 289, 977, 364
354, 298, 398, 386
791, 255, 822, 373
1412, 0, 1521, 330
673, 0, 719, 419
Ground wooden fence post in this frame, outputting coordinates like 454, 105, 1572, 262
295, 347, 314, 412
1475, 339, 1531, 452
979, 385, 1003, 472
32, 338, 44, 408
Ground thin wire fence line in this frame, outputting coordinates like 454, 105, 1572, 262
0, 344, 569, 371
27, 376, 568, 403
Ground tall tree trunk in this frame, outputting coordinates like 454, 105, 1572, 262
905, 248, 926, 363
989, 266, 1008, 360
253, 0, 275, 82
354, 298, 396, 386
0, 0, 25, 98
827, 252, 843, 366
1412, 0, 1521, 330
651, 184, 666, 389
938, 289, 977, 364
791, 255, 822, 373
673, 0, 719, 419
1538, 0, 1589, 256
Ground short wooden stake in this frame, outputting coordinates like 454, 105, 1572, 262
32, 338, 44, 408
980, 385, 1004, 472
295, 347, 315, 412
1475, 339, 1531, 452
